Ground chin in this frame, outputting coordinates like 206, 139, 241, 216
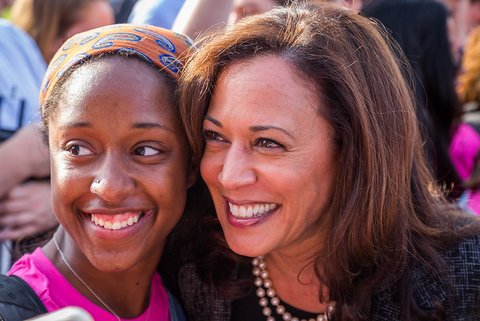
226, 239, 268, 258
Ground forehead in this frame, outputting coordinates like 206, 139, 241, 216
52, 57, 177, 122
220, 55, 318, 101
211, 55, 321, 117
62, 57, 173, 101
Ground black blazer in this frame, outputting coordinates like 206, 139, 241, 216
177, 235, 480, 321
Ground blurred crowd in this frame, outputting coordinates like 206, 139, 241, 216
0, 0, 479, 273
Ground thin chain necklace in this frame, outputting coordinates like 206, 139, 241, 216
252, 256, 334, 321
53, 237, 151, 321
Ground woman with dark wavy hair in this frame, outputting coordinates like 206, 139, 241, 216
173, 2, 480, 321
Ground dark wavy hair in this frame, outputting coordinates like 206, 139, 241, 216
176, 2, 479, 320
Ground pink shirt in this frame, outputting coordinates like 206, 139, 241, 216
450, 123, 480, 215
9, 248, 170, 321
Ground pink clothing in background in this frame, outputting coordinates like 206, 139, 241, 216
449, 122, 480, 215
8, 248, 170, 321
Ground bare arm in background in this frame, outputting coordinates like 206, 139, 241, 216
0, 124, 56, 240
0, 124, 50, 196
172, 0, 234, 39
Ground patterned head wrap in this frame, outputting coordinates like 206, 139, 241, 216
40, 23, 194, 107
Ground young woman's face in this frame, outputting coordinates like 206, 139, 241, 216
48, 58, 194, 272
201, 55, 337, 258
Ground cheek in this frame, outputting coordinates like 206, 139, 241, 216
200, 153, 218, 185
50, 153, 87, 199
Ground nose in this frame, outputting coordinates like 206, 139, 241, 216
90, 153, 136, 202
218, 145, 256, 190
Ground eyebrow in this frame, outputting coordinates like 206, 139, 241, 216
204, 115, 293, 138
59, 121, 91, 130
59, 121, 174, 133
205, 115, 222, 127
132, 122, 174, 133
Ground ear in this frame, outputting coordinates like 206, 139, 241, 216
186, 156, 199, 188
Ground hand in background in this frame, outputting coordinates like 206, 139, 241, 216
0, 180, 57, 241
0, 124, 50, 198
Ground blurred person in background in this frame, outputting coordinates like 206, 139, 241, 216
128, 0, 185, 28
173, 0, 363, 40
362, 0, 462, 199
449, 26, 480, 215
442, 0, 480, 62
0, 15, 46, 274
173, 0, 291, 39
10, 0, 114, 63
0, 0, 114, 273
109, 0, 137, 23
228, 0, 291, 24
0, 0, 12, 15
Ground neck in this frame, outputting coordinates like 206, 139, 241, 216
262, 251, 328, 314
43, 229, 156, 318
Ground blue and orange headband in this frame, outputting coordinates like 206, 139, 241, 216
40, 24, 194, 106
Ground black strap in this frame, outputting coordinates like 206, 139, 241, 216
0, 274, 47, 320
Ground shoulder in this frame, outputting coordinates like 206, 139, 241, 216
0, 274, 47, 320
416, 234, 480, 319
176, 262, 231, 321
371, 234, 480, 320
441, 234, 480, 290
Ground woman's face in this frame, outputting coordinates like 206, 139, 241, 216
48, 58, 194, 272
201, 55, 337, 258
228, 0, 279, 24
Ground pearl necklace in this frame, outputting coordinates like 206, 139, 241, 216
53, 237, 151, 321
252, 256, 334, 321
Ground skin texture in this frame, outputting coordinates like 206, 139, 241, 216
43, 57, 194, 316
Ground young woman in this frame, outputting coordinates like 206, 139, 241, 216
1, 24, 195, 321
175, 3, 480, 321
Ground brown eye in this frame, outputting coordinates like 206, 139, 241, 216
255, 138, 282, 149
67, 144, 93, 156
204, 130, 226, 142
134, 146, 160, 156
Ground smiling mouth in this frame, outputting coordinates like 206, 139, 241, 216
89, 212, 144, 230
228, 202, 278, 219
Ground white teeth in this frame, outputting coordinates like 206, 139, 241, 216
91, 213, 141, 230
239, 206, 246, 218
228, 202, 278, 219
246, 206, 253, 218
